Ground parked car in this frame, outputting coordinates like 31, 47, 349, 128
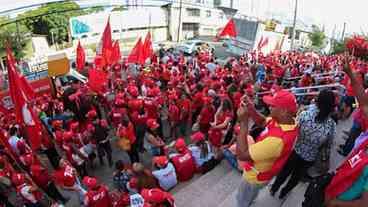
176, 40, 214, 55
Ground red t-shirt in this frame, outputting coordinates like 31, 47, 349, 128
171, 152, 196, 182
178, 98, 192, 122
192, 91, 204, 111
144, 99, 159, 120
199, 106, 215, 124
53, 165, 77, 187
85, 185, 112, 207
168, 103, 180, 123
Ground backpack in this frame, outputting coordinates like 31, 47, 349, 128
113, 170, 131, 192
302, 173, 334, 207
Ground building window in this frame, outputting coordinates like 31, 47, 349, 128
219, 12, 224, 19
186, 8, 200, 17
182, 23, 199, 31
196, 0, 203, 3
206, 10, 211, 17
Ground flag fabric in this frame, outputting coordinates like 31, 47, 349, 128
76, 40, 86, 71
101, 17, 113, 66
141, 32, 153, 64
6, 47, 42, 150
127, 37, 143, 64
257, 37, 269, 51
88, 68, 108, 93
219, 19, 237, 38
19, 75, 36, 100
111, 41, 121, 65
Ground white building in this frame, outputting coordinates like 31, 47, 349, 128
69, 0, 242, 44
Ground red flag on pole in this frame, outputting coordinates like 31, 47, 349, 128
257, 37, 269, 51
127, 37, 143, 64
6, 47, 42, 150
111, 41, 121, 65
101, 17, 113, 66
257, 36, 264, 50
219, 19, 237, 38
76, 40, 86, 71
141, 32, 153, 64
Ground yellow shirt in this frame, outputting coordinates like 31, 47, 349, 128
243, 118, 297, 185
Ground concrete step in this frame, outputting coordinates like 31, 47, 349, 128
173, 161, 233, 207
196, 169, 241, 207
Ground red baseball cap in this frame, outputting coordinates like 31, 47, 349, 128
87, 110, 97, 119
70, 122, 79, 131
83, 176, 98, 189
262, 90, 298, 113
128, 86, 139, 97
153, 156, 168, 167
175, 138, 187, 152
191, 132, 205, 143
63, 131, 74, 142
147, 119, 159, 130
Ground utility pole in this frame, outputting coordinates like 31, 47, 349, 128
177, 0, 183, 42
341, 22, 346, 41
290, 0, 298, 51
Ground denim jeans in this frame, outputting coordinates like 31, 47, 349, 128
236, 180, 264, 207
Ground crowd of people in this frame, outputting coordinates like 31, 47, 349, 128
0, 43, 367, 207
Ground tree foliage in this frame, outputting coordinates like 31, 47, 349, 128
17, 1, 104, 45
308, 25, 326, 49
331, 40, 347, 54
0, 16, 30, 59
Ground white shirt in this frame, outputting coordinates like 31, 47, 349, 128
152, 163, 177, 191
8, 135, 20, 154
189, 142, 214, 167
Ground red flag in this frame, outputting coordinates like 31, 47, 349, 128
111, 41, 121, 65
76, 40, 86, 71
127, 37, 143, 64
219, 19, 237, 38
257, 36, 264, 50
141, 32, 153, 64
101, 17, 113, 66
6, 47, 41, 150
19, 75, 36, 100
88, 68, 108, 93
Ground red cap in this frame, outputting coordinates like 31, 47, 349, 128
12, 173, 25, 186
175, 138, 187, 152
153, 156, 168, 167
63, 131, 74, 142
52, 120, 63, 128
191, 132, 205, 143
87, 124, 95, 132
83, 176, 98, 189
128, 99, 143, 110
87, 110, 97, 119
141, 188, 173, 204
70, 122, 79, 131
146, 119, 159, 130
114, 98, 125, 107
100, 119, 108, 128
128, 86, 139, 97
128, 177, 138, 190
262, 90, 298, 113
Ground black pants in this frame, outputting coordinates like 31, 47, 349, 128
76, 162, 88, 178
271, 151, 314, 198
97, 141, 113, 166
45, 182, 67, 203
45, 147, 61, 169
135, 124, 146, 151
127, 142, 140, 164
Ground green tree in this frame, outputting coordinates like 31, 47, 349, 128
0, 16, 30, 59
331, 40, 346, 54
308, 25, 326, 49
17, 1, 90, 45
